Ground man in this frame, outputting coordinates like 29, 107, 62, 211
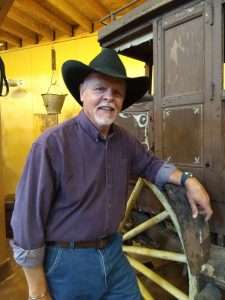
11, 48, 212, 300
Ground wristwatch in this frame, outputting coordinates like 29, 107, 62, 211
28, 292, 48, 300
180, 171, 193, 186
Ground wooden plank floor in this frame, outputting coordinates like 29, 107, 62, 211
0, 263, 27, 300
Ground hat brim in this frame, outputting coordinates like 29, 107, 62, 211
62, 60, 149, 110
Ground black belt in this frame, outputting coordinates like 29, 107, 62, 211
46, 236, 111, 249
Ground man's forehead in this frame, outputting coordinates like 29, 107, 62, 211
85, 72, 126, 87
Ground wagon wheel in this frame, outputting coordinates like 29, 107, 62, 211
120, 178, 210, 300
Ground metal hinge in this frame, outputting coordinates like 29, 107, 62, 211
205, 0, 214, 26
210, 81, 215, 101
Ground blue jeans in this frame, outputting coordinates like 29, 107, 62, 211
44, 234, 142, 300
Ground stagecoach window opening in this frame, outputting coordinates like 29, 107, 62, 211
118, 51, 154, 96
115, 32, 154, 95
146, 64, 154, 95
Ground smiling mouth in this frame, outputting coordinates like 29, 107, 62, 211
98, 106, 115, 112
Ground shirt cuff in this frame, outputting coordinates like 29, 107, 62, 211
10, 240, 45, 268
155, 162, 176, 187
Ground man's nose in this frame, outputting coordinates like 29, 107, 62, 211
104, 88, 114, 100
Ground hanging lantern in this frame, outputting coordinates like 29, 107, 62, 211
41, 48, 67, 114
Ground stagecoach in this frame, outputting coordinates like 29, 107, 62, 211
98, 0, 225, 298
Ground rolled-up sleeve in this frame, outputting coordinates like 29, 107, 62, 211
155, 162, 176, 187
10, 240, 45, 267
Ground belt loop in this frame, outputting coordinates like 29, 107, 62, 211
69, 242, 76, 248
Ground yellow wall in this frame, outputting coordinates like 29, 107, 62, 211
0, 33, 145, 263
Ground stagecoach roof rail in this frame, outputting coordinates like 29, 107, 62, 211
99, 0, 196, 46
98, 0, 142, 25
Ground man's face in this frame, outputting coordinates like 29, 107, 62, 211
80, 72, 126, 135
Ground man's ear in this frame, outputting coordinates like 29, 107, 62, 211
79, 83, 84, 103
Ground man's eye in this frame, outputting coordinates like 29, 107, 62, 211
115, 90, 122, 96
95, 87, 105, 91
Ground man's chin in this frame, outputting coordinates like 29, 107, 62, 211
94, 117, 115, 127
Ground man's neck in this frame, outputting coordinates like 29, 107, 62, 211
99, 126, 110, 139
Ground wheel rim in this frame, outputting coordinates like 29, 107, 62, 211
121, 178, 201, 300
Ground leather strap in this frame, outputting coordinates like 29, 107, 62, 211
0, 57, 9, 96
46, 237, 111, 249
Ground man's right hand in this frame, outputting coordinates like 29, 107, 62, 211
23, 265, 50, 300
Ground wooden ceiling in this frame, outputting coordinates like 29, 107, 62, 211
0, 0, 146, 50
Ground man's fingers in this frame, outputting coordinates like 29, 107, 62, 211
197, 199, 213, 221
193, 202, 213, 221
188, 198, 198, 219
204, 207, 213, 222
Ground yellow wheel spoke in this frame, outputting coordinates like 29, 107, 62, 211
127, 255, 189, 300
123, 246, 187, 263
119, 178, 144, 231
122, 211, 169, 241
137, 277, 155, 300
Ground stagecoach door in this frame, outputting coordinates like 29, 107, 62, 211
155, 1, 222, 235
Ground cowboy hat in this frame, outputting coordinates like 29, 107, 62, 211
62, 48, 149, 110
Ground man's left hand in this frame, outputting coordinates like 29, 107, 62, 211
185, 177, 213, 221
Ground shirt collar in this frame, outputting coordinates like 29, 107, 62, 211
77, 110, 115, 142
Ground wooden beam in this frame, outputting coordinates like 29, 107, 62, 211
0, 29, 20, 46
2, 17, 36, 43
8, 7, 53, 39
14, 0, 71, 34
70, 0, 108, 19
46, 0, 92, 32
0, 0, 14, 25
87, 0, 108, 18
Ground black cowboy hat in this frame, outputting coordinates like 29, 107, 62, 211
62, 48, 149, 110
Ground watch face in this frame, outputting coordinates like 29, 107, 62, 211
184, 172, 193, 177
181, 171, 193, 186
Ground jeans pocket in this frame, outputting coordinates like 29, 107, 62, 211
44, 247, 63, 276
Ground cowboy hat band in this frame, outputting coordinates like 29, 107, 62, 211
62, 48, 149, 110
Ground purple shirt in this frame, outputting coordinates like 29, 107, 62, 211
11, 111, 176, 266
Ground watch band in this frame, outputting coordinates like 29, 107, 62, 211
180, 171, 193, 186
28, 291, 47, 300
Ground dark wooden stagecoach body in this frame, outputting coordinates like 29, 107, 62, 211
99, 0, 225, 244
